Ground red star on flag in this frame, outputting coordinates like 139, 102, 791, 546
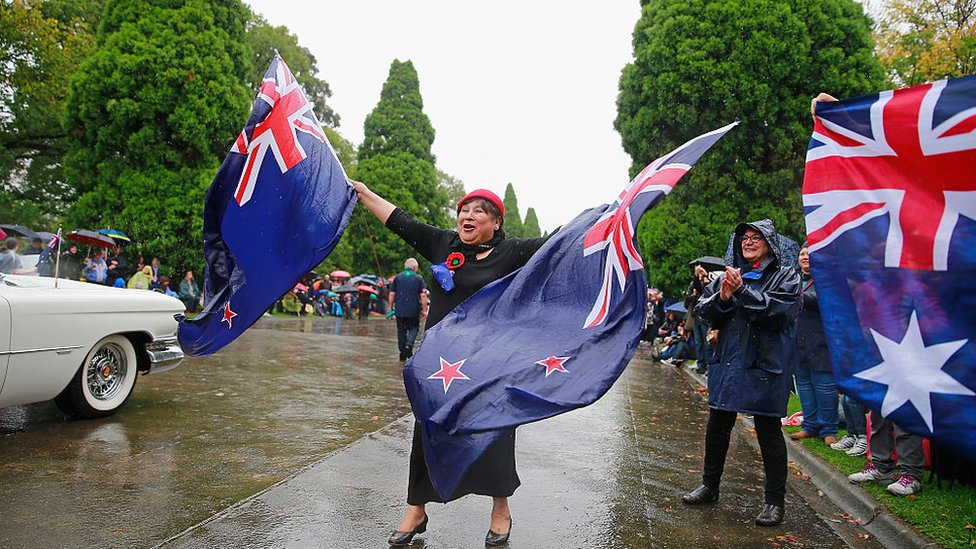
221, 302, 238, 329
428, 357, 470, 393
535, 355, 571, 377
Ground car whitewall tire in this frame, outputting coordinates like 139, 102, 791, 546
55, 334, 138, 419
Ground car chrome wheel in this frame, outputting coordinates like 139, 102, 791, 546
85, 342, 128, 402
55, 335, 138, 419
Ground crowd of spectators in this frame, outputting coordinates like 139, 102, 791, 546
0, 235, 204, 313
271, 271, 401, 321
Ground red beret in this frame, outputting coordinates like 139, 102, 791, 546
457, 189, 505, 218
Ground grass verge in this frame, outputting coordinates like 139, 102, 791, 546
783, 395, 976, 548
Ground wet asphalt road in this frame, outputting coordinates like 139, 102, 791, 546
0, 317, 884, 548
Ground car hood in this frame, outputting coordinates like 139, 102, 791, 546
0, 274, 185, 314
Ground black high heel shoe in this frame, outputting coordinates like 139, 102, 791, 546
485, 517, 512, 546
388, 514, 428, 546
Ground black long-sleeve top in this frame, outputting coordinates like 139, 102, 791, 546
385, 208, 547, 328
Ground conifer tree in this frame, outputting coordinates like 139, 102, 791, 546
501, 182, 524, 237
522, 207, 542, 238
348, 59, 448, 276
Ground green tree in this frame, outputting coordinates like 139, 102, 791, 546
875, 0, 975, 86
501, 182, 524, 237
347, 59, 448, 276
615, 0, 884, 297
522, 207, 542, 238
63, 0, 253, 275
0, 0, 103, 228
315, 127, 358, 272
245, 14, 339, 127
437, 169, 466, 224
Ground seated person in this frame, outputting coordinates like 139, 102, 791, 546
657, 312, 679, 339
653, 325, 693, 364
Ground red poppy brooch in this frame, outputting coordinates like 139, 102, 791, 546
446, 252, 465, 271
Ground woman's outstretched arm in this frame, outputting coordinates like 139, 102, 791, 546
349, 179, 396, 224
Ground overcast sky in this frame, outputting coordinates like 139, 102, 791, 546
245, 1, 641, 232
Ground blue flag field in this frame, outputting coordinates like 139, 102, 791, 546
177, 53, 356, 356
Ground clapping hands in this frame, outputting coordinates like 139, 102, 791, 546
719, 266, 742, 301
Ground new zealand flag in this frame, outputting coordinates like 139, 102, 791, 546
803, 74, 976, 460
405, 123, 736, 499
177, 54, 356, 356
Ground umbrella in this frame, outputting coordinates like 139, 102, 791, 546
98, 228, 131, 243
349, 275, 380, 287
689, 255, 727, 271
356, 284, 378, 294
665, 302, 688, 315
35, 231, 56, 243
334, 283, 359, 293
65, 229, 116, 248
0, 224, 38, 240
330, 270, 351, 278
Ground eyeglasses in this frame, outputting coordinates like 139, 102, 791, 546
741, 235, 765, 244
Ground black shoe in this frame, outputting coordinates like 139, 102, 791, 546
485, 517, 512, 546
755, 504, 785, 527
681, 484, 719, 504
388, 514, 428, 546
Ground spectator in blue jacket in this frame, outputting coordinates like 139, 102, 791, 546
682, 219, 802, 527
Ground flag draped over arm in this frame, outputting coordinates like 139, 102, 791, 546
177, 53, 356, 356
405, 123, 737, 499
803, 74, 976, 461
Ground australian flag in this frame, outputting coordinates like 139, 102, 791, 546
405, 122, 736, 499
177, 53, 356, 356
803, 74, 976, 460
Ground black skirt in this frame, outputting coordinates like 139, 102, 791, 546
407, 421, 520, 505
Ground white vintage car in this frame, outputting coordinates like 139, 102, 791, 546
0, 273, 185, 418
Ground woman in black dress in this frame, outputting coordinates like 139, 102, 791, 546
350, 179, 547, 547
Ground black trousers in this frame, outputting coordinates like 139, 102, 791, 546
702, 409, 787, 506
396, 316, 421, 358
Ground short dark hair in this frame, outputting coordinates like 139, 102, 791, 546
463, 198, 505, 230
4, 237, 18, 250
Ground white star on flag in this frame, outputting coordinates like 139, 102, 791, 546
854, 310, 974, 431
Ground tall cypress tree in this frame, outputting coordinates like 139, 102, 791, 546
501, 182, 524, 237
615, 0, 883, 297
522, 207, 541, 238
63, 0, 253, 275
349, 59, 448, 276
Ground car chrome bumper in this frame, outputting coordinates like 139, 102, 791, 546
145, 337, 184, 374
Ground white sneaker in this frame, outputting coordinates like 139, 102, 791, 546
830, 434, 857, 451
886, 474, 921, 496
661, 358, 674, 365
846, 435, 868, 456
849, 464, 893, 484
